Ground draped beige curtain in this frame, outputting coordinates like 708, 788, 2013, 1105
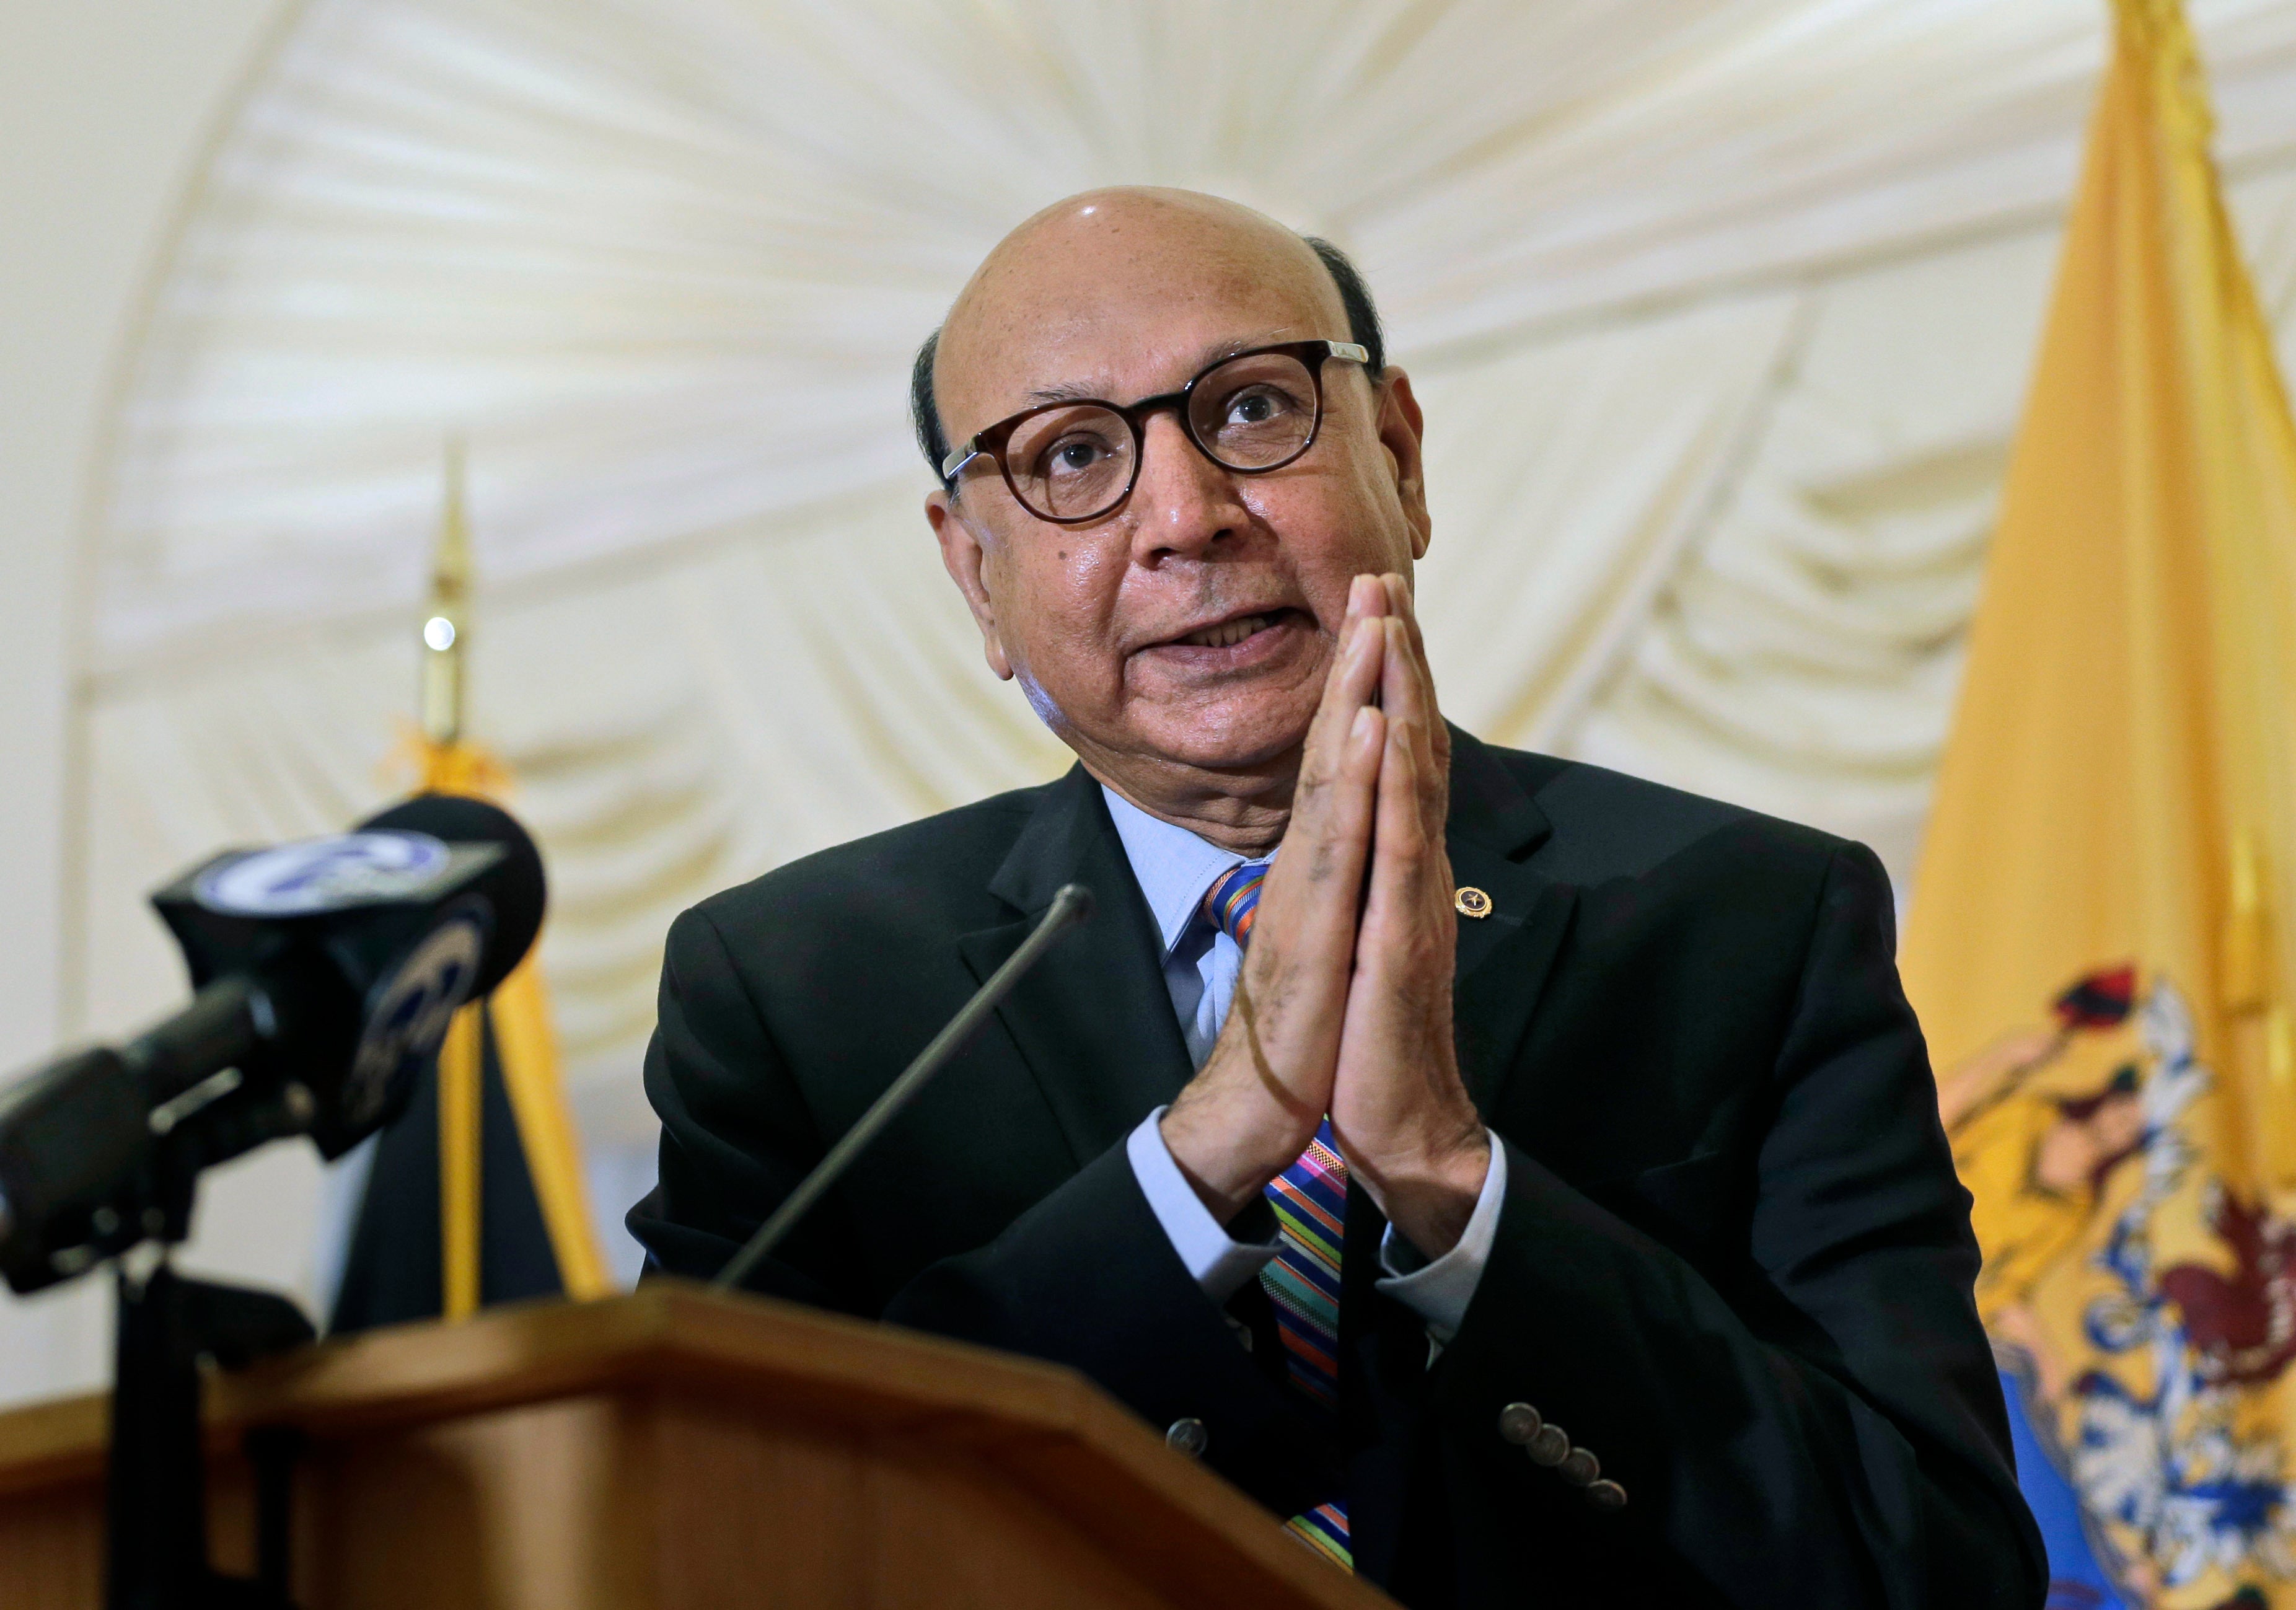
61, 0, 2296, 1325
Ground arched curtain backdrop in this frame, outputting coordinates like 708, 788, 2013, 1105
78, 0, 2296, 1191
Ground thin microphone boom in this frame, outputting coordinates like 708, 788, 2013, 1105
713, 882, 1095, 1293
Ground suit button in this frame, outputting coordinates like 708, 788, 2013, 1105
1586, 1479, 1629, 1510
1497, 1402, 1543, 1446
1559, 1447, 1599, 1485
1166, 1417, 1209, 1458
1526, 1424, 1570, 1466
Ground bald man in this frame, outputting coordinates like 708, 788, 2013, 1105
630, 191, 2045, 1608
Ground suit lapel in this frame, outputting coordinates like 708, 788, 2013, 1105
1443, 728, 1578, 1115
956, 766, 1195, 1170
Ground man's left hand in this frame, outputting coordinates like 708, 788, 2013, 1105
1327, 573, 1491, 1259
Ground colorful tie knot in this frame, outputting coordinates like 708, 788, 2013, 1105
1203, 858, 1271, 948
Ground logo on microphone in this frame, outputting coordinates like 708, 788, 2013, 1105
195, 832, 452, 917
340, 910, 488, 1131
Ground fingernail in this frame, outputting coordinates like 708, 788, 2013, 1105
1352, 705, 1378, 742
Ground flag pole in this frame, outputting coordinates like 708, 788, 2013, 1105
413, 441, 612, 1310
425, 439, 484, 1319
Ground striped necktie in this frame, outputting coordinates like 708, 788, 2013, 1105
1201, 860, 1352, 1570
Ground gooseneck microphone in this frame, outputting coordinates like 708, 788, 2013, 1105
714, 882, 1095, 1293
0, 794, 546, 1293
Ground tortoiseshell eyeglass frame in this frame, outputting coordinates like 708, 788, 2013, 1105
938, 339, 1371, 524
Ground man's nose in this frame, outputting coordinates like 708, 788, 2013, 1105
1125, 410, 1251, 561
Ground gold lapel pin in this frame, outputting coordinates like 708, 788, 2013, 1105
1454, 886, 1493, 919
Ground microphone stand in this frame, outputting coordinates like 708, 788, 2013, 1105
102, 1089, 317, 1610
715, 882, 1094, 1292
108, 1258, 313, 1610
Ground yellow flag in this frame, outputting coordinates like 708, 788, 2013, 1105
407, 733, 615, 1316
1904, 0, 2296, 1599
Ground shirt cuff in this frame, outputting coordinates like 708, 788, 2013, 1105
1374, 1133, 1506, 1346
1126, 1107, 1280, 1304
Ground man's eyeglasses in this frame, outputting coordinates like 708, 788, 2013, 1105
939, 339, 1371, 525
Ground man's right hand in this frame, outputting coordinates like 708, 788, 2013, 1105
1158, 575, 1391, 1223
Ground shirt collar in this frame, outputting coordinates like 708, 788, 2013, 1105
1100, 785, 1250, 961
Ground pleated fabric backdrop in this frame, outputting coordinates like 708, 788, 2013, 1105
50, 0, 2296, 1335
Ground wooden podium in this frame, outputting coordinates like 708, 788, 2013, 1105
0, 1280, 1391, 1609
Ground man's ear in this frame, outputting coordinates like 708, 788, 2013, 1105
1375, 367, 1433, 561
928, 490, 1015, 681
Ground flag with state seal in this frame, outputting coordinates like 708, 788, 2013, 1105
1902, 1, 2296, 1604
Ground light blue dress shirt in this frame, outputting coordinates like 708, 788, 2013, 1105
1101, 785, 1506, 1345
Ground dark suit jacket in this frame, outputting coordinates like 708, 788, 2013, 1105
628, 729, 2046, 1608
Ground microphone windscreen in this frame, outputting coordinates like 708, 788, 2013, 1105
356, 794, 547, 995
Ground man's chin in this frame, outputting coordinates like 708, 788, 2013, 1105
1115, 707, 1317, 781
